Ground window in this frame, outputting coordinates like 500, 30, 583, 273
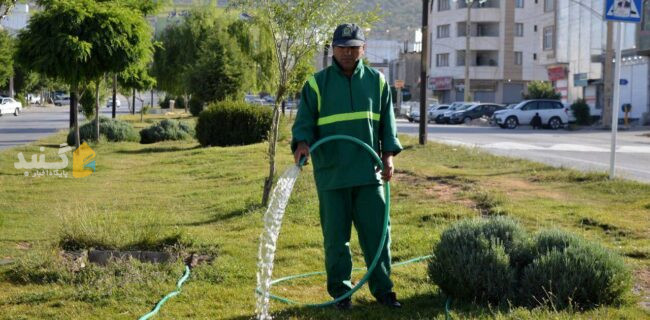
437, 24, 450, 38
544, 0, 554, 12
457, 22, 467, 37
459, 0, 500, 8
543, 26, 554, 50
515, 23, 524, 37
456, 50, 466, 66
436, 53, 450, 67
538, 101, 554, 109
534, 25, 538, 32
438, 0, 450, 11
522, 102, 538, 110
533, 53, 537, 60
515, 52, 523, 65
516, 0, 524, 8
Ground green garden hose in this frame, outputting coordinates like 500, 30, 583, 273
259, 135, 434, 308
138, 265, 191, 320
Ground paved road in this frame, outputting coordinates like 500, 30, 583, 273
397, 120, 650, 183
0, 102, 140, 151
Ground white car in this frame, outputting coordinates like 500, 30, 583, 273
27, 94, 42, 104
0, 97, 22, 116
54, 96, 70, 106
493, 99, 569, 129
106, 99, 122, 108
428, 104, 450, 123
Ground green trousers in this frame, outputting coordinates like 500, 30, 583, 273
317, 184, 393, 299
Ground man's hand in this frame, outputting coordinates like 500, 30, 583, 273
294, 141, 310, 165
381, 152, 394, 181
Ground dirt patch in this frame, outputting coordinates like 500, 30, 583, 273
634, 268, 650, 311
16, 242, 32, 250
484, 178, 567, 201
393, 169, 475, 207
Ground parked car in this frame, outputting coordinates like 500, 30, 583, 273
106, 99, 122, 108
428, 104, 450, 123
440, 102, 477, 124
408, 109, 420, 123
27, 94, 42, 104
0, 97, 23, 116
54, 96, 71, 106
493, 99, 569, 129
434, 102, 473, 123
449, 103, 505, 124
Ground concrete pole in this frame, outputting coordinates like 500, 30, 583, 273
602, 21, 614, 128
464, 1, 472, 101
609, 22, 623, 179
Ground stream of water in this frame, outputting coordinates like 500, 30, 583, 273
255, 165, 301, 320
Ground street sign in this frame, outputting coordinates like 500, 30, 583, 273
394, 80, 405, 89
605, 0, 642, 23
574, 73, 588, 87
620, 78, 629, 85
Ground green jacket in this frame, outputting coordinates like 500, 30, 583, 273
291, 59, 403, 191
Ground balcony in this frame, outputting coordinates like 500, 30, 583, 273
458, 0, 500, 9
456, 50, 499, 67
457, 22, 500, 37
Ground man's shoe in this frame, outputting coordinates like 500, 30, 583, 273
334, 297, 352, 310
377, 292, 402, 308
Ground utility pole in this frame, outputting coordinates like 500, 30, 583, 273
602, 21, 614, 128
464, 0, 473, 101
419, 0, 429, 145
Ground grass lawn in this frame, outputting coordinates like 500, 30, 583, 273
0, 113, 648, 319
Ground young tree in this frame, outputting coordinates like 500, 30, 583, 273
16, 0, 153, 148
187, 30, 249, 103
0, 29, 13, 88
232, 0, 379, 206
152, 7, 219, 111
119, 65, 156, 116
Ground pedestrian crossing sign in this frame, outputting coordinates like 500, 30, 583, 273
605, 0, 643, 22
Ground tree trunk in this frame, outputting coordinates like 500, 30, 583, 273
71, 84, 80, 149
184, 93, 188, 114
281, 100, 286, 116
261, 85, 287, 206
322, 43, 329, 69
132, 88, 136, 115
95, 79, 100, 141
112, 74, 117, 119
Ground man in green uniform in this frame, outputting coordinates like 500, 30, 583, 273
291, 23, 403, 310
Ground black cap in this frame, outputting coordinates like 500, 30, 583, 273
332, 23, 365, 47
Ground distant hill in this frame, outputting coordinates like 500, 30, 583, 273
361, 0, 422, 41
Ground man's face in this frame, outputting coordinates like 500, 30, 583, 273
332, 45, 365, 71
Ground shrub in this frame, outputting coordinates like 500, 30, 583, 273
66, 117, 138, 145
79, 90, 96, 119
195, 101, 272, 147
189, 96, 204, 116
570, 99, 591, 125
139, 119, 195, 144
428, 217, 526, 304
159, 95, 185, 109
520, 242, 631, 310
524, 81, 561, 100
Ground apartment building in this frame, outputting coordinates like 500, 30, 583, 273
428, 0, 548, 104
